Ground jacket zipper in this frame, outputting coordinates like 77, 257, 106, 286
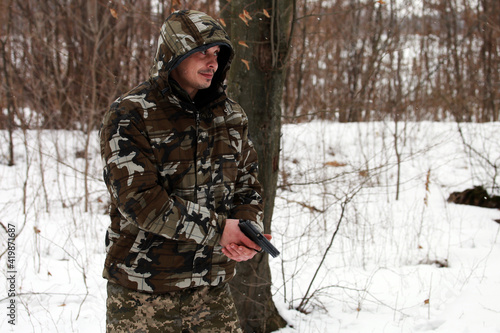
194, 109, 200, 204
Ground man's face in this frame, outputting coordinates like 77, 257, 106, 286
170, 45, 220, 99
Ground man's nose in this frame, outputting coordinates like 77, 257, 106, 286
207, 55, 218, 69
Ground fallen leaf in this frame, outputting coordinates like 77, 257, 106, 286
239, 14, 249, 26
325, 161, 346, 167
243, 10, 252, 20
238, 41, 249, 48
241, 59, 250, 70
219, 18, 226, 27
109, 8, 118, 19
359, 170, 369, 177
263, 9, 271, 18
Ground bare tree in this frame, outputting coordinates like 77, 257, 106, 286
221, 0, 294, 331
2, 0, 498, 128
0, 0, 18, 166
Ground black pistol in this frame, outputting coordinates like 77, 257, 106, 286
238, 220, 280, 258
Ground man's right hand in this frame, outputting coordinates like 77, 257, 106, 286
219, 219, 271, 261
220, 219, 258, 250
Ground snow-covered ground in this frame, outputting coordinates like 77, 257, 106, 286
1, 121, 499, 332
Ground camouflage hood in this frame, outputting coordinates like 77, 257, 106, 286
150, 10, 234, 92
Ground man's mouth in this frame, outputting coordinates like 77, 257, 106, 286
199, 71, 214, 80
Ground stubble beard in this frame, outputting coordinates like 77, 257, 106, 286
197, 70, 214, 89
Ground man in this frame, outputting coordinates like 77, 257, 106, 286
100, 10, 270, 332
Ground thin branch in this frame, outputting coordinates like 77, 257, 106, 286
296, 188, 361, 313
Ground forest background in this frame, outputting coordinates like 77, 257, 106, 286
2, 0, 498, 136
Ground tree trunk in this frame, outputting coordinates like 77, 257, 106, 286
221, 1, 294, 332
0, 2, 15, 166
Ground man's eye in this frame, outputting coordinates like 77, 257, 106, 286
200, 50, 219, 56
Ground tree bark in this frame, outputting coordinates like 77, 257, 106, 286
221, 0, 294, 332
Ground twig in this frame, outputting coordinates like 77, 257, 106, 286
296, 189, 360, 313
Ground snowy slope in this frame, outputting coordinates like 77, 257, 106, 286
0, 121, 499, 332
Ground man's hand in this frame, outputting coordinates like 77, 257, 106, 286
220, 219, 272, 262
221, 243, 259, 262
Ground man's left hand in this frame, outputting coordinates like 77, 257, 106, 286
221, 243, 259, 262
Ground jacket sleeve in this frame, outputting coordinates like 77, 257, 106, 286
100, 100, 223, 247
229, 106, 265, 231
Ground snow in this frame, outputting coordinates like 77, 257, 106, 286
1, 121, 499, 332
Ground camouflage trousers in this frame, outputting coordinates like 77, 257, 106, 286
106, 282, 242, 333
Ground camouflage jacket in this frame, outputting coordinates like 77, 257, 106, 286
100, 10, 264, 294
